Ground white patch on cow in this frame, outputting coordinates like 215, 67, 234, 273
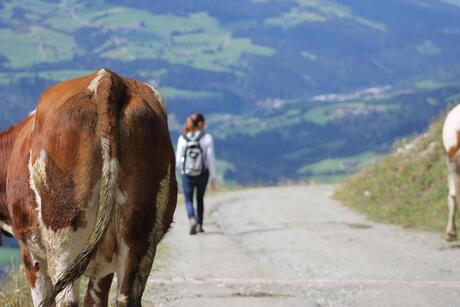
144, 82, 166, 111
145, 82, 160, 98
56, 280, 79, 307
89, 278, 103, 305
94, 279, 102, 293
0, 221, 13, 236
88, 69, 107, 93
90, 288, 101, 305
116, 189, 128, 206
29, 257, 52, 307
29, 109, 37, 131
152, 164, 171, 243
87, 182, 101, 209
30, 272, 49, 307
28, 149, 48, 222
443, 104, 460, 152
116, 239, 130, 288
118, 294, 128, 305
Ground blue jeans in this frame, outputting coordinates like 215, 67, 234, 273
182, 170, 209, 225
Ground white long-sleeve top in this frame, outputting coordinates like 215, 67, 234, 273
175, 131, 217, 178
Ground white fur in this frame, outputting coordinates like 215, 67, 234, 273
45, 181, 103, 305
90, 288, 101, 305
145, 82, 160, 99
145, 82, 166, 111
0, 221, 13, 236
118, 294, 128, 305
152, 165, 171, 242
89, 276, 104, 305
88, 69, 107, 93
116, 189, 128, 207
443, 105, 460, 240
29, 109, 37, 130
442, 104, 460, 153
30, 259, 53, 307
28, 149, 47, 224
115, 239, 130, 290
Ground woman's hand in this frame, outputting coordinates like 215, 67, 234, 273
211, 177, 217, 190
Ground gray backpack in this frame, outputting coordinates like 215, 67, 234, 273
182, 132, 206, 176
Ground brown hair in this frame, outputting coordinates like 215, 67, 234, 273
183, 113, 205, 134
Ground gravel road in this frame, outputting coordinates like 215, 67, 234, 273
144, 185, 460, 307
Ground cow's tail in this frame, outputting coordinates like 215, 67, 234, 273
40, 69, 123, 307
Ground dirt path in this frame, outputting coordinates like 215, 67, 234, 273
143, 185, 460, 307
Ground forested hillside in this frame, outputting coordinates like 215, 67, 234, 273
1, 0, 460, 183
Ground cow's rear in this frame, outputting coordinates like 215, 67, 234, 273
442, 104, 460, 241
5, 69, 177, 306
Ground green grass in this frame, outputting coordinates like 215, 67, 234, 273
46, 16, 85, 32
296, 0, 387, 31
297, 151, 379, 176
91, 9, 274, 71
304, 102, 398, 125
0, 270, 113, 307
0, 267, 33, 307
0, 70, 93, 85
415, 79, 451, 90
0, 2, 274, 72
0, 27, 78, 68
264, 8, 326, 28
304, 102, 365, 125
335, 115, 454, 232
159, 87, 221, 100
210, 109, 306, 137
0, 248, 19, 268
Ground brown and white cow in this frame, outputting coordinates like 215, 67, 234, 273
0, 69, 177, 306
443, 104, 460, 241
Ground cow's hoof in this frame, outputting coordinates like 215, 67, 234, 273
445, 232, 457, 242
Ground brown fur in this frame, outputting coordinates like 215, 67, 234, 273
21, 244, 39, 288
0, 69, 177, 306
83, 274, 113, 306
0, 120, 32, 232
448, 131, 460, 160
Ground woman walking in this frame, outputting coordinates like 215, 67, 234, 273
176, 113, 217, 235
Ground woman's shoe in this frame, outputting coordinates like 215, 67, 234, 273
197, 224, 204, 233
189, 218, 197, 235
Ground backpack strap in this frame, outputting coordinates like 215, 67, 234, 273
195, 131, 206, 142
183, 131, 206, 142
182, 133, 191, 142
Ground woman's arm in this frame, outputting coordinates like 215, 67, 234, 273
205, 135, 217, 189
175, 136, 186, 171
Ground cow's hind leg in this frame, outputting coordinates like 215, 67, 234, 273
446, 160, 459, 241
116, 242, 158, 307
47, 251, 82, 307
20, 244, 54, 307
83, 273, 114, 307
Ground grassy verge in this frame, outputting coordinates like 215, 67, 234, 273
0, 264, 33, 307
335, 113, 455, 232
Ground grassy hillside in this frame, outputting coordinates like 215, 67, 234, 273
335, 111, 454, 232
